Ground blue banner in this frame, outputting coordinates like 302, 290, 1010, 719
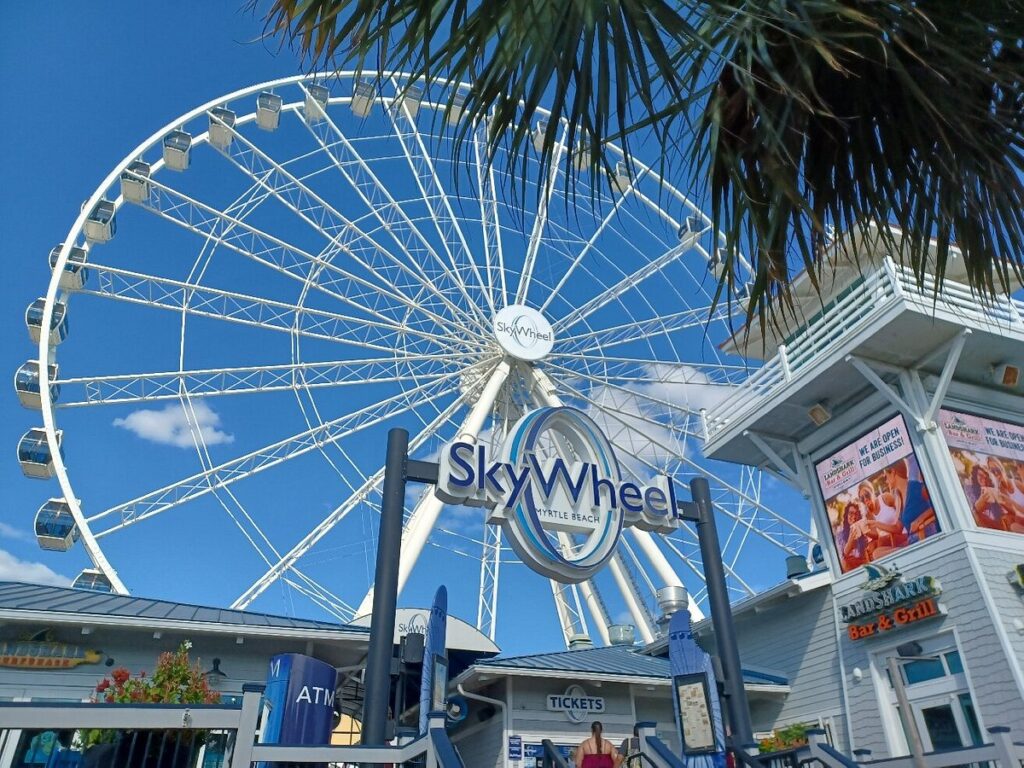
418, 585, 448, 734
259, 653, 338, 768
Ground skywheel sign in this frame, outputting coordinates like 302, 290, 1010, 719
437, 406, 683, 582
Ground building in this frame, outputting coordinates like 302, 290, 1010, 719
697, 232, 1024, 756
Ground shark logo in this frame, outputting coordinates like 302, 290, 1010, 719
860, 562, 902, 592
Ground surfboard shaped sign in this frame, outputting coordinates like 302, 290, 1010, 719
437, 406, 684, 582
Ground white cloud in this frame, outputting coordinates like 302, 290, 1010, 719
0, 549, 71, 587
113, 400, 234, 449
0, 522, 30, 542
639, 363, 736, 413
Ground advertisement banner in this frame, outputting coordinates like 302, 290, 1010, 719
814, 415, 941, 573
938, 409, 1024, 534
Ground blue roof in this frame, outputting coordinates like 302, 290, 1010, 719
0, 581, 367, 634
476, 644, 787, 686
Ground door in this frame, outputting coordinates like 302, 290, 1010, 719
910, 693, 976, 752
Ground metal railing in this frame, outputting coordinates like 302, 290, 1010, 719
0, 684, 464, 767
703, 260, 1024, 441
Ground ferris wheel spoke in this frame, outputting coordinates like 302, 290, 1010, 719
87, 369, 469, 536
133, 175, 449, 333
560, 389, 809, 552
233, 372, 481, 609
660, 536, 757, 599
384, 83, 492, 321
472, 121, 508, 309
553, 227, 707, 333
83, 263, 466, 354
295, 86, 489, 337
516, 130, 568, 306
538, 180, 638, 314
546, 353, 748, 379
550, 376, 705, 440
54, 354, 461, 408
207, 113, 482, 339
554, 304, 730, 356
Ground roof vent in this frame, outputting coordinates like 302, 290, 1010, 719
656, 585, 688, 616
568, 634, 593, 650
608, 624, 636, 647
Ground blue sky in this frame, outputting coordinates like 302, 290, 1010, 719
1, 3, 808, 656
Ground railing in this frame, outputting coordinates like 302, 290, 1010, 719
704, 260, 1024, 441
800, 727, 1024, 768
0, 684, 463, 767
539, 738, 571, 768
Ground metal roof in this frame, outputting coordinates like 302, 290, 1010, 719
474, 644, 787, 687
0, 581, 367, 636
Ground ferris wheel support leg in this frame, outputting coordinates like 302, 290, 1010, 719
577, 579, 611, 646
628, 528, 705, 621
608, 555, 656, 644
355, 360, 513, 617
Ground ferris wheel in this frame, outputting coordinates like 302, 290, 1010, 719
17, 73, 814, 648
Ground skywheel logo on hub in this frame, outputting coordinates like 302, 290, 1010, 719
493, 305, 554, 361
437, 406, 681, 582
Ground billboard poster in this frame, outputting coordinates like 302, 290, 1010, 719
418, 585, 447, 734
938, 409, 1024, 534
815, 415, 941, 573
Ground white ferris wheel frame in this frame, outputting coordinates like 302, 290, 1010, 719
34, 71, 809, 646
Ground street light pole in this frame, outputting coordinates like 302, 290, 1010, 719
686, 477, 756, 752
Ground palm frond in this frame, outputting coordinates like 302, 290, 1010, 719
255, 0, 1024, 323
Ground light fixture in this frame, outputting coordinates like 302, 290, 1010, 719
991, 363, 1020, 388
204, 658, 227, 689
235, 636, 244, 645
152, 631, 162, 640
1007, 563, 1024, 590
808, 401, 832, 427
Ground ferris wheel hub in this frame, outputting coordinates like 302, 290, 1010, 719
492, 305, 554, 362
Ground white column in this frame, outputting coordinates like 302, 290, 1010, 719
356, 360, 512, 616
629, 528, 706, 620
608, 556, 656, 644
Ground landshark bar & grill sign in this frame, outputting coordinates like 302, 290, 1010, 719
842, 572, 942, 641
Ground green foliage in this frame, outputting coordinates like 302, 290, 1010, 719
758, 721, 812, 753
84, 641, 219, 747
255, 0, 1024, 325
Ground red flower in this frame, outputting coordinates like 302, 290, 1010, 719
111, 667, 130, 685
95, 679, 110, 693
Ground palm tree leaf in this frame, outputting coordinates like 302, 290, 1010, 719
256, 0, 1024, 327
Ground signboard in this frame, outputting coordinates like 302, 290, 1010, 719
814, 415, 941, 573
674, 673, 716, 755
841, 565, 943, 641
667, 610, 725, 765
438, 405, 683, 582
546, 684, 605, 723
938, 409, 1024, 534
258, 653, 338, 768
508, 735, 523, 761
418, 586, 448, 734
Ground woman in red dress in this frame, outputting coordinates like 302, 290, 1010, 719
575, 721, 622, 768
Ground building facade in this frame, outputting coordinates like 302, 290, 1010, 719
699, 242, 1024, 757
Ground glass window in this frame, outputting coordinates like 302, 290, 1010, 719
902, 657, 945, 685
921, 705, 963, 750
944, 651, 963, 675
958, 694, 983, 747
